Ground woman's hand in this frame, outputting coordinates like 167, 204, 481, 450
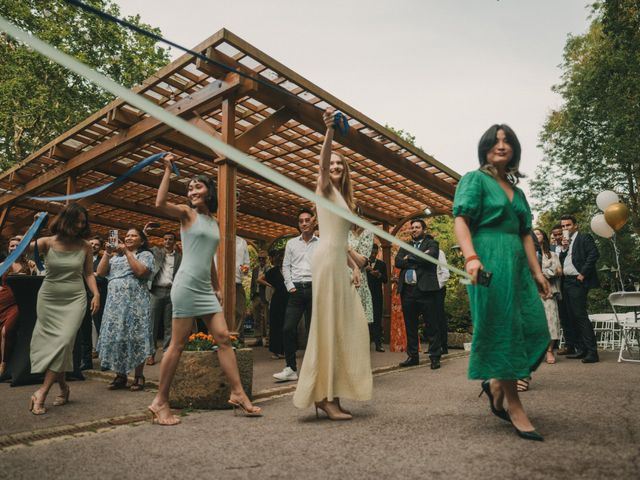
351, 268, 362, 288
163, 152, 176, 170
322, 108, 336, 130
104, 241, 114, 255
90, 294, 100, 315
214, 290, 223, 306
465, 258, 483, 285
534, 272, 551, 298
115, 241, 125, 255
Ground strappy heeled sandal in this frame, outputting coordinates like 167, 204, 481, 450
108, 374, 128, 390
53, 386, 70, 406
29, 393, 46, 415
228, 399, 263, 417
147, 404, 181, 426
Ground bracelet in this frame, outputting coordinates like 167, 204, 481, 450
464, 255, 480, 266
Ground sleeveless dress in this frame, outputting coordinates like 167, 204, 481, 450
452, 170, 550, 380
293, 187, 372, 408
97, 251, 154, 373
171, 213, 222, 318
31, 248, 87, 373
348, 229, 374, 324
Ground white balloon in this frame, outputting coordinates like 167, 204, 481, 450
596, 190, 619, 211
591, 214, 615, 238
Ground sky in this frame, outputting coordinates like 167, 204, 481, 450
116, 0, 593, 207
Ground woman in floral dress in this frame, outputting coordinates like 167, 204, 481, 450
348, 226, 374, 325
97, 227, 154, 391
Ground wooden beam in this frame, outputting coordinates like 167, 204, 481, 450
0, 205, 11, 237
196, 47, 455, 200
105, 107, 140, 129
0, 77, 242, 209
218, 96, 238, 331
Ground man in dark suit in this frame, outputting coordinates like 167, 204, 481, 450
395, 219, 442, 369
366, 243, 387, 352
559, 215, 600, 363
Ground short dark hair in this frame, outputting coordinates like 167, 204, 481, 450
478, 124, 523, 184
163, 232, 177, 240
91, 235, 102, 243
188, 175, 218, 212
560, 214, 577, 225
298, 208, 313, 220
126, 226, 150, 253
551, 223, 562, 231
49, 203, 91, 239
410, 218, 427, 230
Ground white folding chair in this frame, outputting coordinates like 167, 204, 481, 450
609, 292, 640, 363
588, 313, 619, 350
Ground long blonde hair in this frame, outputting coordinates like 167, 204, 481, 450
332, 152, 356, 211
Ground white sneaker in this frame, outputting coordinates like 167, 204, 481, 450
273, 366, 298, 382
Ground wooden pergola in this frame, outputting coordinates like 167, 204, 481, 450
0, 28, 460, 332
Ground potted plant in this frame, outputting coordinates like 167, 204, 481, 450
169, 333, 253, 410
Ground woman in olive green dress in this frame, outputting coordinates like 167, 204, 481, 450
28, 204, 100, 415
453, 125, 550, 441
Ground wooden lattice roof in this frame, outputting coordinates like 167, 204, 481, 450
0, 29, 460, 242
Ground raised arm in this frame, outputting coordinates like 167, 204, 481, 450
317, 108, 336, 195
156, 153, 191, 221
96, 242, 112, 277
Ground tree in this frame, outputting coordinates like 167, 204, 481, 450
532, 0, 640, 233
0, 0, 169, 170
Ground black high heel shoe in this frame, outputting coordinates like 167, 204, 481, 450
479, 380, 510, 422
513, 426, 544, 442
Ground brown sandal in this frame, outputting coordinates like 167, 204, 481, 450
130, 376, 145, 391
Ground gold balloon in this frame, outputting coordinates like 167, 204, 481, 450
604, 202, 630, 231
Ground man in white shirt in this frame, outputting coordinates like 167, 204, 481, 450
147, 230, 182, 362
273, 208, 318, 382
233, 236, 251, 338
436, 249, 451, 354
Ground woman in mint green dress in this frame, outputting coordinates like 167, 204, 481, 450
147, 153, 261, 425
453, 125, 550, 441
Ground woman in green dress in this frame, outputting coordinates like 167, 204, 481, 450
28, 204, 100, 415
453, 125, 550, 441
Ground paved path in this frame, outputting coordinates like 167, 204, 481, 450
1, 351, 638, 479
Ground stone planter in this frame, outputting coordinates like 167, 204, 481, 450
447, 332, 473, 349
169, 348, 253, 410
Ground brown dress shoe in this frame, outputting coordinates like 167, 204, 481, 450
557, 347, 575, 356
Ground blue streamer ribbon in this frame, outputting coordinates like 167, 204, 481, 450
333, 112, 349, 135
0, 212, 49, 277
29, 152, 177, 202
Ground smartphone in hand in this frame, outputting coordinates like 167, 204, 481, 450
108, 229, 118, 249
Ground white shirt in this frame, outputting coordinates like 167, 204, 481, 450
282, 234, 319, 291
155, 250, 175, 287
235, 236, 250, 284
437, 250, 450, 289
562, 231, 580, 276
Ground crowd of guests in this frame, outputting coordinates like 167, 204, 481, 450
0, 119, 603, 436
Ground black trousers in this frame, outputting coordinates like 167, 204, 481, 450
370, 293, 383, 344
282, 283, 312, 371
562, 277, 597, 356
436, 287, 448, 354
73, 304, 94, 373
400, 285, 441, 359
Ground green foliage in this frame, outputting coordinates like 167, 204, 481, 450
533, 0, 640, 234
0, 0, 169, 170
533, 0, 640, 304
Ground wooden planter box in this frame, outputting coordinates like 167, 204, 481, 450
447, 332, 473, 349
169, 348, 253, 410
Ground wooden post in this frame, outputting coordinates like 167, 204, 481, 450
381, 222, 392, 344
66, 175, 77, 205
217, 94, 237, 331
